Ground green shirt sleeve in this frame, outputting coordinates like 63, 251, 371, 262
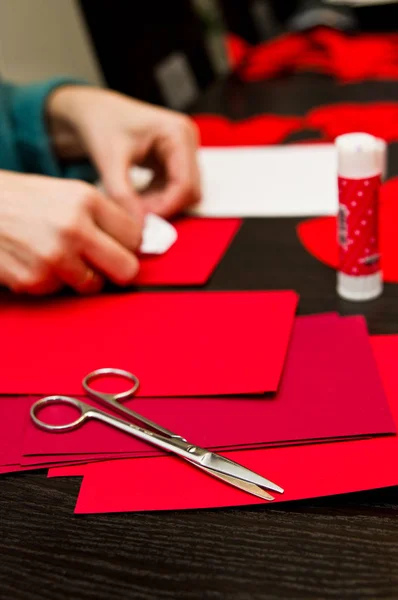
5, 78, 97, 182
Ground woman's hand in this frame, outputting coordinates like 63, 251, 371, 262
0, 170, 142, 295
47, 87, 201, 218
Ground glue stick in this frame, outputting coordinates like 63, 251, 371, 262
336, 133, 383, 301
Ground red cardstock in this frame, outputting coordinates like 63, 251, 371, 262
0, 397, 31, 466
24, 314, 394, 461
137, 217, 241, 285
70, 335, 398, 513
0, 290, 297, 396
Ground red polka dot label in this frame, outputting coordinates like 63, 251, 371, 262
338, 174, 381, 276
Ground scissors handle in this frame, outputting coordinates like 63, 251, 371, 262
30, 395, 93, 432
82, 368, 186, 441
82, 368, 140, 401
31, 395, 196, 459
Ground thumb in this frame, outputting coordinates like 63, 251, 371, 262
93, 142, 144, 224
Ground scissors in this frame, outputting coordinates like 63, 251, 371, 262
30, 368, 284, 501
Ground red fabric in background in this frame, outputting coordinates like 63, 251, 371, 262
230, 28, 398, 83
304, 28, 398, 82
192, 103, 398, 147
225, 33, 249, 70
297, 178, 398, 283
305, 103, 398, 143
193, 114, 303, 147
236, 34, 309, 81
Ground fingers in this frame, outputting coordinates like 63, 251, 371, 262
57, 191, 141, 290
143, 117, 201, 218
0, 198, 140, 295
53, 256, 104, 295
90, 137, 145, 222
57, 185, 142, 289
0, 249, 62, 295
82, 223, 140, 286
92, 190, 143, 252
50, 188, 142, 291
0, 248, 103, 296
0, 173, 142, 297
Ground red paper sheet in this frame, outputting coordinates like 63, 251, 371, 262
305, 103, 398, 143
70, 335, 398, 513
0, 461, 87, 475
23, 314, 394, 459
0, 290, 297, 396
0, 395, 95, 475
193, 115, 303, 147
0, 464, 43, 475
47, 435, 372, 477
20, 452, 148, 466
35, 437, 371, 470
0, 397, 31, 466
136, 217, 241, 285
48, 464, 87, 477
297, 178, 398, 282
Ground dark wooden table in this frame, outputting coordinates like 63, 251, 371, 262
1, 74, 398, 600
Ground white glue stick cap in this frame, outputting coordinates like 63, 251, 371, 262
337, 272, 382, 302
375, 137, 387, 181
336, 133, 382, 179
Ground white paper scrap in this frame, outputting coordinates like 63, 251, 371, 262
139, 213, 178, 255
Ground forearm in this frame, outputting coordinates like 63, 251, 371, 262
46, 86, 88, 161
2, 78, 87, 177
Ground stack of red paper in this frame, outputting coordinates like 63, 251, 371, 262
1, 281, 397, 513
46, 314, 398, 513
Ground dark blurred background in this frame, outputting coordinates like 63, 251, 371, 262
1, 1, 396, 110
78, 0, 398, 108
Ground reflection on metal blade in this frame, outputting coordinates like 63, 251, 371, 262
192, 462, 274, 501
201, 452, 284, 494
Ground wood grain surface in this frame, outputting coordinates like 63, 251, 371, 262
1, 74, 398, 600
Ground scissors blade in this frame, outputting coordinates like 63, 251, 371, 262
199, 452, 284, 494
192, 462, 274, 501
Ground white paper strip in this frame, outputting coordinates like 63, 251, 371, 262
191, 145, 338, 217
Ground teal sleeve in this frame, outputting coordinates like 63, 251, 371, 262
8, 78, 97, 182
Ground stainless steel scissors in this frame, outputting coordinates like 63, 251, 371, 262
30, 368, 283, 501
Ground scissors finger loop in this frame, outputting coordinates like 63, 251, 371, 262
30, 396, 88, 432
82, 368, 140, 401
